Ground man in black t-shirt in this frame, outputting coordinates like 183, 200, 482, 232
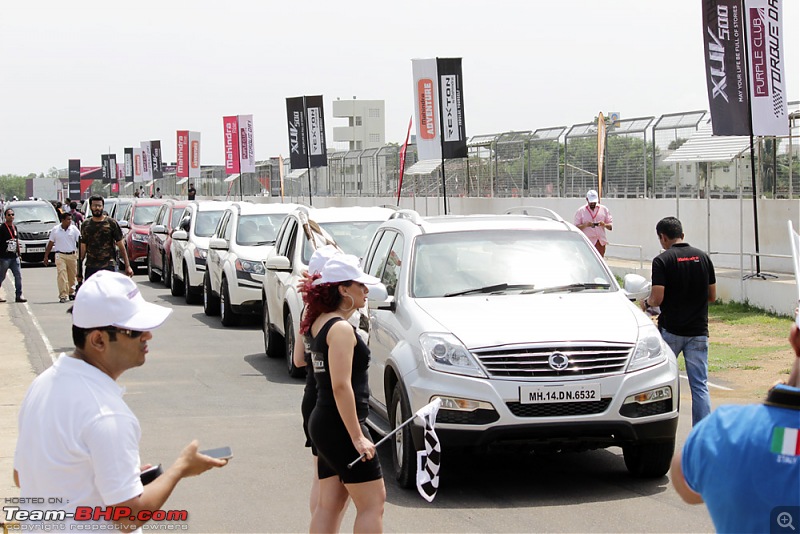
0, 208, 26, 302
187, 183, 196, 201
645, 217, 716, 426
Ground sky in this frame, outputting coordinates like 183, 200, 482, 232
1, 0, 798, 176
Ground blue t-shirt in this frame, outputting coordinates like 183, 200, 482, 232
682, 388, 800, 534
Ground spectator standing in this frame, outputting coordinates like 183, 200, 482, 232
671, 324, 800, 533
69, 201, 84, 229
134, 189, 140, 198
13, 271, 227, 532
43, 212, 81, 302
188, 183, 196, 201
79, 195, 133, 280
573, 189, 613, 257
156, 187, 163, 199
645, 216, 716, 425
0, 208, 26, 302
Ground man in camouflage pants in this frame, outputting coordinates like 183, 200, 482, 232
79, 195, 133, 281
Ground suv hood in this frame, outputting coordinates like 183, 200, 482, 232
414, 293, 641, 349
16, 222, 55, 235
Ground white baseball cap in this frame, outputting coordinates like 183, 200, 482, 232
586, 190, 599, 203
308, 245, 340, 275
312, 254, 380, 286
72, 271, 172, 330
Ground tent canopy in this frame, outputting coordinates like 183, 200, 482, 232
285, 168, 308, 180
405, 159, 441, 176
663, 122, 751, 163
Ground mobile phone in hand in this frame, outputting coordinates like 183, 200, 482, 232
199, 446, 233, 460
140, 464, 163, 485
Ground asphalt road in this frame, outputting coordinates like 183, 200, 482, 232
10, 264, 715, 533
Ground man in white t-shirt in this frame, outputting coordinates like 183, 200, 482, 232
13, 271, 227, 532
43, 211, 81, 302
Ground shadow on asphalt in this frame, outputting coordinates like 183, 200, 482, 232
243, 352, 306, 386
380, 446, 669, 508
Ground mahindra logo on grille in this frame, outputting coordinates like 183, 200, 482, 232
548, 352, 569, 371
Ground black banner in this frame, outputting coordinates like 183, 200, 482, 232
702, 0, 751, 135
101, 154, 111, 184
150, 140, 163, 179
305, 95, 327, 168
68, 159, 81, 200
436, 58, 468, 159
286, 96, 309, 170
124, 147, 134, 183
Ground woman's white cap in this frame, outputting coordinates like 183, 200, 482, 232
312, 254, 380, 286
308, 245, 340, 275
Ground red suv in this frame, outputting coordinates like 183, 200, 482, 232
147, 200, 189, 285
121, 199, 167, 274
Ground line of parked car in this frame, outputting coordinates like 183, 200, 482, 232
35, 197, 678, 489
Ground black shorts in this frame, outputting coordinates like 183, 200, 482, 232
301, 382, 317, 455
308, 406, 382, 484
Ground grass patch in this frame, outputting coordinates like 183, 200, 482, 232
707, 344, 784, 372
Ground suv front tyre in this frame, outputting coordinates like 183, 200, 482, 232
622, 439, 676, 478
203, 273, 220, 316
389, 383, 417, 488
263, 298, 284, 358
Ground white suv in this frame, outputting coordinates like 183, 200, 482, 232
262, 206, 395, 376
170, 200, 232, 304
203, 201, 298, 326
361, 208, 679, 487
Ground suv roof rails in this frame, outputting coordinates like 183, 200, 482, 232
388, 209, 423, 225
504, 206, 564, 222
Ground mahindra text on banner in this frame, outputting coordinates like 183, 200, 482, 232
189, 131, 201, 179
702, 0, 751, 136
68, 159, 81, 199
436, 57, 468, 159
305, 96, 328, 168
286, 97, 309, 170
412, 58, 442, 161
744, 0, 788, 136
140, 142, 153, 182
176, 131, 189, 178
238, 115, 255, 173
223, 116, 240, 174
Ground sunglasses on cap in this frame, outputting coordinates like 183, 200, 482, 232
98, 327, 145, 338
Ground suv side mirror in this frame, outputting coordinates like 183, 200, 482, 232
266, 256, 291, 272
172, 230, 188, 242
623, 274, 651, 303
118, 220, 129, 229
209, 237, 228, 251
371, 294, 396, 312
151, 224, 167, 235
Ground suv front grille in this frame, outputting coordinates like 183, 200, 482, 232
474, 343, 633, 378
19, 231, 49, 240
507, 399, 612, 417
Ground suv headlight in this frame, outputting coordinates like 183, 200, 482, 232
194, 247, 207, 259
420, 333, 487, 378
236, 259, 265, 275
627, 323, 670, 372
132, 232, 148, 243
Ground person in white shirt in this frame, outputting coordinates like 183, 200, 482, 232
13, 271, 227, 532
43, 212, 81, 302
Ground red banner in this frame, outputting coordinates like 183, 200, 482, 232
176, 130, 189, 178
223, 116, 240, 174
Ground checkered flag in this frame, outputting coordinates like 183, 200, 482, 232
415, 398, 441, 502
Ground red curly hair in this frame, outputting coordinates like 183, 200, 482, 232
299, 274, 353, 335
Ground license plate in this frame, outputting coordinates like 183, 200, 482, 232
520, 383, 601, 404
25, 247, 45, 253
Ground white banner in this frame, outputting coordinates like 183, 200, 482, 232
745, 0, 789, 136
140, 142, 153, 182
237, 115, 255, 173
412, 58, 442, 161
189, 131, 201, 179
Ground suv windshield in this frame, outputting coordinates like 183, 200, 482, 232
412, 230, 614, 298
301, 221, 382, 262
116, 200, 132, 221
11, 205, 58, 224
195, 211, 224, 237
236, 214, 285, 246
132, 205, 160, 226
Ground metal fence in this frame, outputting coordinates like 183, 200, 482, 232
99, 103, 799, 202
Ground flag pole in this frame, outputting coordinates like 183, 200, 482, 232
347, 415, 417, 469
304, 97, 313, 206
436, 57, 448, 215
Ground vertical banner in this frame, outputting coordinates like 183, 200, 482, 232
140, 142, 153, 182
133, 150, 143, 183
189, 131, 201, 179
223, 116, 240, 174
238, 114, 256, 173
702, 0, 751, 135
176, 131, 189, 178
744, 0, 788, 136
101, 154, 111, 184
109, 154, 118, 189
286, 97, 309, 169
436, 57, 467, 159
124, 148, 134, 183
150, 140, 163, 180
597, 112, 606, 197
412, 58, 442, 161
305, 96, 327, 168
68, 159, 81, 200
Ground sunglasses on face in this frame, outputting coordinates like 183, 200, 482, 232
99, 327, 145, 338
